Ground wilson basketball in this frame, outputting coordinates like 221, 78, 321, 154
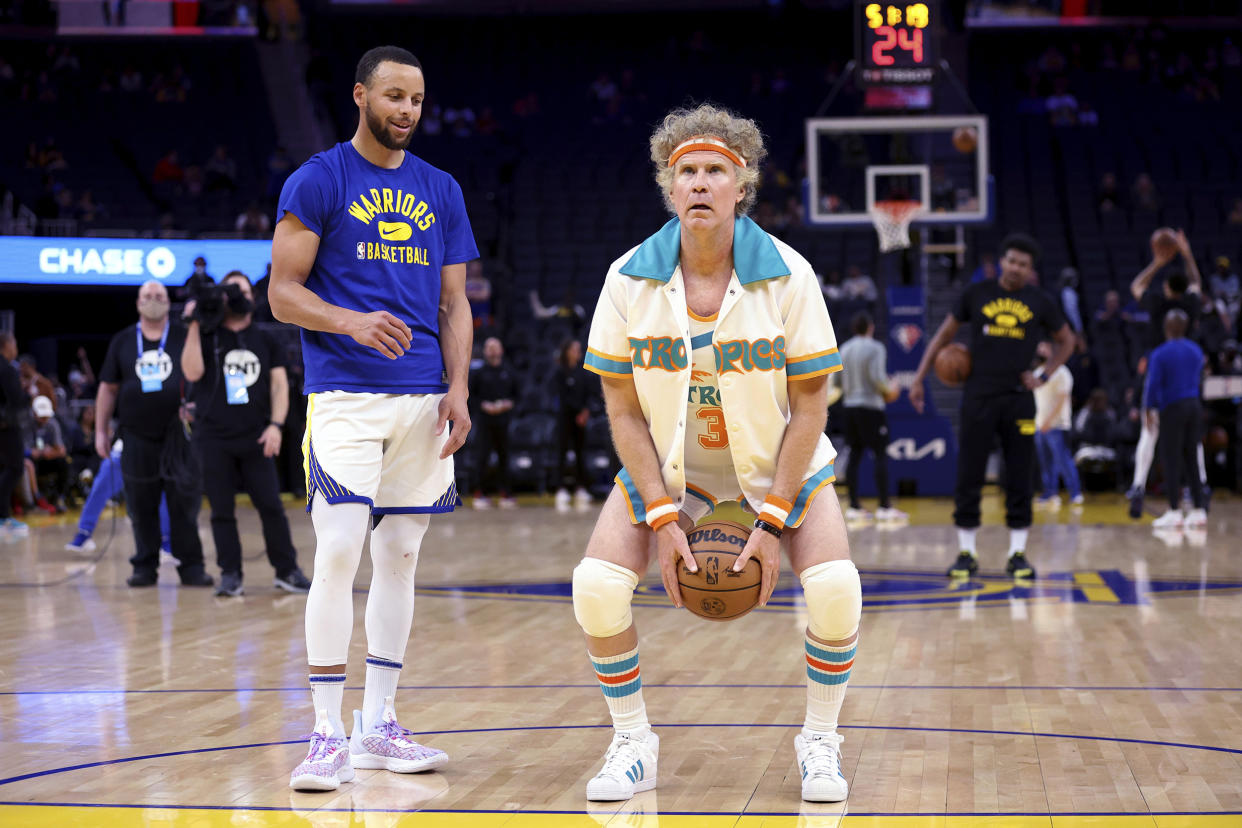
1151, 227, 1179, 259
677, 520, 760, 621
952, 126, 977, 154
934, 343, 972, 387
1205, 425, 1229, 452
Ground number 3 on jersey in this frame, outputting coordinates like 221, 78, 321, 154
697, 407, 729, 449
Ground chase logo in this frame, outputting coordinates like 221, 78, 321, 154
378, 221, 413, 242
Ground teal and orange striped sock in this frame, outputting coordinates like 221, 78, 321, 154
804, 632, 857, 733
590, 646, 648, 733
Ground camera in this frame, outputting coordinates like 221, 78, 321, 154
185, 276, 251, 335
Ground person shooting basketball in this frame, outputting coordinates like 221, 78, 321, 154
909, 234, 1074, 581
571, 104, 861, 804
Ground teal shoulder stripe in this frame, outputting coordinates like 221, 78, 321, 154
689, 331, 714, 351
585, 351, 633, 375
787, 351, 843, 376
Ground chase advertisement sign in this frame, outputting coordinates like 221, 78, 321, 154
0, 236, 272, 286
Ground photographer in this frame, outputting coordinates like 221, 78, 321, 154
97, 281, 212, 588
182, 270, 308, 597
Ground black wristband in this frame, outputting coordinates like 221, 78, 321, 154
753, 518, 783, 539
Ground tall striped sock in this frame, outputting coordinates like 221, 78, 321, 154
804, 633, 857, 733
308, 672, 347, 736
590, 646, 648, 733
363, 656, 401, 729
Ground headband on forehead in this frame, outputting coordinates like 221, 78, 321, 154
668, 135, 746, 169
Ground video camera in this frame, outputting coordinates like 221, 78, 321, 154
185, 275, 251, 335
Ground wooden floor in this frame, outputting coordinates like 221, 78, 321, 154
2, 488, 1241, 827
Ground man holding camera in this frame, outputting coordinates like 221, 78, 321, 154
182, 270, 309, 597
97, 280, 212, 588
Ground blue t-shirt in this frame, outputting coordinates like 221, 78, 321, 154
277, 142, 479, 394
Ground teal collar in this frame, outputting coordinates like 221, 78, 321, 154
619, 216, 790, 285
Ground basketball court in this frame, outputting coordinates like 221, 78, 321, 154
2, 493, 1240, 826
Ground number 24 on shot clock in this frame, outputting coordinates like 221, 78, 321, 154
856, 1, 938, 85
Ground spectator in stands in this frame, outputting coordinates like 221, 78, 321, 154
18, 355, 55, 410
970, 252, 997, 283
1131, 173, 1159, 213
1072, 387, 1119, 483
469, 337, 518, 510
0, 333, 27, 537
236, 201, 272, 238
68, 403, 97, 478
118, 63, 142, 92
1214, 340, 1241, 376
1097, 173, 1121, 212
180, 256, 214, 301
530, 287, 586, 326
1091, 289, 1127, 341
205, 145, 238, 193
1197, 290, 1230, 357
553, 338, 595, 511
1209, 256, 1239, 320
842, 265, 877, 302
28, 395, 68, 512
153, 150, 184, 186
1058, 267, 1084, 338
1045, 76, 1079, 126
75, 189, 103, 223
152, 64, 191, 103
821, 269, 845, 302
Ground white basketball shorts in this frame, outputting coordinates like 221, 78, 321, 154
302, 391, 459, 515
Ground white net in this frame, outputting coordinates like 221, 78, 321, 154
870, 200, 923, 252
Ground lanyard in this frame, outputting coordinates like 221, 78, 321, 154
136, 320, 169, 357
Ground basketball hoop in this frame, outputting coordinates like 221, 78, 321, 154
870, 200, 923, 252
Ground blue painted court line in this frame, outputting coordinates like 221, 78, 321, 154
4, 683, 1242, 695
3, 722, 1240, 790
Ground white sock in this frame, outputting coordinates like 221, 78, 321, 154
1132, 422, 1156, 491
1009, 528, 1028, 556
363, 656, 401, 729
804, 632, 857, 733
309, 673, 347, 736
589, 646, 649, 733
958, 528, 977, 557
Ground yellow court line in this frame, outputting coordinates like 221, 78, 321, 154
4, 806, 1240, 828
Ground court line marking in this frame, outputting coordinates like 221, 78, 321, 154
5, 683, 1242, 695
2, 722, 1240, 790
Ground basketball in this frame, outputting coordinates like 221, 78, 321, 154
677, 520, 761, 621
1151, 227, 1179, 259
934, 342, 972, 386
1205, 426, 1229, 452
952, 126, 977, 154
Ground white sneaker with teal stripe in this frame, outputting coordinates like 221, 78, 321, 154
795, 728, 848, 802
585, 727, 658, 801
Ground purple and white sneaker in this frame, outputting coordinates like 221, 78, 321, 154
350, 697, 448, 773
289, 711, 355, 791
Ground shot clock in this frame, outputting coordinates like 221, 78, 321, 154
856, 1, 939, 85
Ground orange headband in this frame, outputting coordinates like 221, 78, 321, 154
667, 135, 746, 169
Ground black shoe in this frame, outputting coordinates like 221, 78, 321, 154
127, 570, 158, 587
179, 569, 215, 588
946, 552, 978, 578
1006, 551, 1036, 580
215, 572, 244, 597
274, 568, 311, 593
1127, 487, 1144, 519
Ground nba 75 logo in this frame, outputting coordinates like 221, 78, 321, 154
892, 324, 922, 353
356, 242, 366, 260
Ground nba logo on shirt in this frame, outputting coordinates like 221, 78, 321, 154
356, 242, 366, 260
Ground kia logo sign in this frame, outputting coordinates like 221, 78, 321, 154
887, 438, 947, 461
1, 236, 271, 286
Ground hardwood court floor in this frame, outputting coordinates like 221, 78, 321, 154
1, 489, 1241, 827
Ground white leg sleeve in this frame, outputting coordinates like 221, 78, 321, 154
364, 513, 429, 663
305, 500, 370, 666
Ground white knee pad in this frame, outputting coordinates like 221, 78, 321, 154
572, 558, 639, 639
800, 559, 862, 641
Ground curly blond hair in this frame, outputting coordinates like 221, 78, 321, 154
650, 103, 767, 217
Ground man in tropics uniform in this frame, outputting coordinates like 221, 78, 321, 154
270, 45, 478, 792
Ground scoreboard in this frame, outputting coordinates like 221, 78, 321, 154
856, 1, 938, 86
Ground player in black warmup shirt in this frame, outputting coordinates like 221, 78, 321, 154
910, 235, 1075, 580
182, 271, 310, 598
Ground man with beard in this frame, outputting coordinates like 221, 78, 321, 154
270, 45, 477, 791
96, 280, 212, 588
181, 270, 310, 598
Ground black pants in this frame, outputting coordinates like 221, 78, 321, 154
121, 430, 205, 578
34, 456, 70, 500
1158, 398, 1205, 510
954, 392, 1036, 530
844, 406, 890, 509
556, 409, 588, 490
198, 436, 298, 578
0, 427, 24, 519
476, 414, 511, 496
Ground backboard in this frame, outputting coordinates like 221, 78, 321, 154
805, 115, 991, 228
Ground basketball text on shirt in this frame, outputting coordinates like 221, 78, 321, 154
348, 186, 435, 265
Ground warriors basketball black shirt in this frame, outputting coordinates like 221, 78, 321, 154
952, 281, 1065, 398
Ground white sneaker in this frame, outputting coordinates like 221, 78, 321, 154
65, 536, 96, 553
555, 488, 572, 511
349, 699, 448, 773
874, 507, 908, 522
575, 487, 593, 507
472, 497, 492, 510
844, 507, 871, 522
795, 728, 848, 802
1184, 508, 1207, 528
290, 711, 354, 791
1152, 509, 1184, 529
585, 728, 658, 801
1070, 494, 1085, 507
